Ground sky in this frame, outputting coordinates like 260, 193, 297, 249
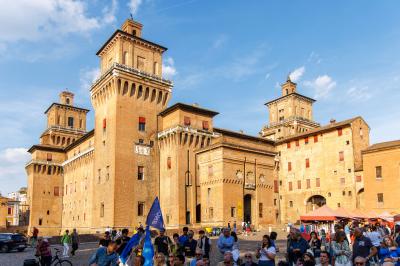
0, 0, 400, 194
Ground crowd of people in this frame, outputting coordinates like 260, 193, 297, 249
286, 222, 400, 266
32, 221, 400, 266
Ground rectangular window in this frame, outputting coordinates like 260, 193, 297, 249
376, 166, 382, 178
259, 203, 263, 218
138, 202, 145, 216
7, 207, 11, 215
305, 137, 309, 144
295, 140, 299, 147
288, 162, 292, 172
356, 175, 362, 182
38, 218, 42, 226
202, 121, 209, 130
316, 178, 320, 187
47, 153, 52, 161
306, 179, 311, 189
68, 117, 74, 128
287, 142, 291, 149
314, 135, 318, 143
138, 166, 144, 180
208, 165, 213, 177
306, 158, 310, 168
167, 157, 172, 169
274, 199, 277, 206
184, 116, 191, 126
288, 181, 293, 191
339, 151, 344, 161
137, 56, 145, 70
289, 201, 293, 207
153, 62, 159, 75
103, 118, 107, 129
54, 186, 59, 196
100, 203, 104, 217
230, 207, 236, 218
338, 128, 343, 136
297, 180, 301, 189
273, 180, 279, 193
340, 177, 345, 185
106, 166, 110, 181
377, 193, 384, 203
138, 117, 146, 131
209, 207, 214, 219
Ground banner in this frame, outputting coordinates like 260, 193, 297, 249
146, 197, 165, 230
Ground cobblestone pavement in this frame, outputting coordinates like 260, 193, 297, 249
0, 230, 287, 266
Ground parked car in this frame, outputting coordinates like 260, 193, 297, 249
0, 233, 27, 252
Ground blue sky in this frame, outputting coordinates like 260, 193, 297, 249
1, 0, 400, 194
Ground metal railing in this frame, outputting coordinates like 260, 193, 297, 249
263, 116, 320, 129
91, 62, 173, 89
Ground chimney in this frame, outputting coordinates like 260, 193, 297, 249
330, 119, 336, 124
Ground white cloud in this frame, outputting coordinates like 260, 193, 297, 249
289, 66, 305, 82
304, 75, 336, 99
80, 67, 101, 92
0, 0, 100, 44
102, 0, 118, 25
0, 148, 30, 163
346, 86, 372, 102
0, 148, 30, 195
307, 51, 322, 64
162, 57, 177, 79
128, 0, 143, 16
213, 34, 227, 49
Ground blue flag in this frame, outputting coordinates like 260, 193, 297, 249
142, 226, 154, 266
146, 197, 165, 230
119, 232, 142, 264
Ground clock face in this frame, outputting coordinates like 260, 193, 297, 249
259, 174, 265, 183
236, 170, 243, 179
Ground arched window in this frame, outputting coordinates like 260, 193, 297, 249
66, 98, 70, 105
122, 51, 128, 65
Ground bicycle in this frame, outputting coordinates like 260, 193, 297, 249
37, 248, 73, 266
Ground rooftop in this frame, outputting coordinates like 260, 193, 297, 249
363, 139, 400, 154
44, 103, 90, 114
265, 92, 316, 106
214, 127, 275, 145
96, 29, 167, 56
276, 116, 366, 144
159, 102, 219, 117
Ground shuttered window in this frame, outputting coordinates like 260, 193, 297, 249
184, 116, 191, 126
202, 121, 209, 130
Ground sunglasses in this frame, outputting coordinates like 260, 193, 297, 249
355, 263, 364, 265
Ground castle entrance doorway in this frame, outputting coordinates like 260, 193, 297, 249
306, 195, 326, 212
244, 194, 252, 224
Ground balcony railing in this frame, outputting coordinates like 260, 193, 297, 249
91, 63, 173, 90
263, 116, 320, 129
46, 125, 86, 134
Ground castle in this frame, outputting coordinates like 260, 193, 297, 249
26, 19, 400, 236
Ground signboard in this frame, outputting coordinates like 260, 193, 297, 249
135, 145, 151, 156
